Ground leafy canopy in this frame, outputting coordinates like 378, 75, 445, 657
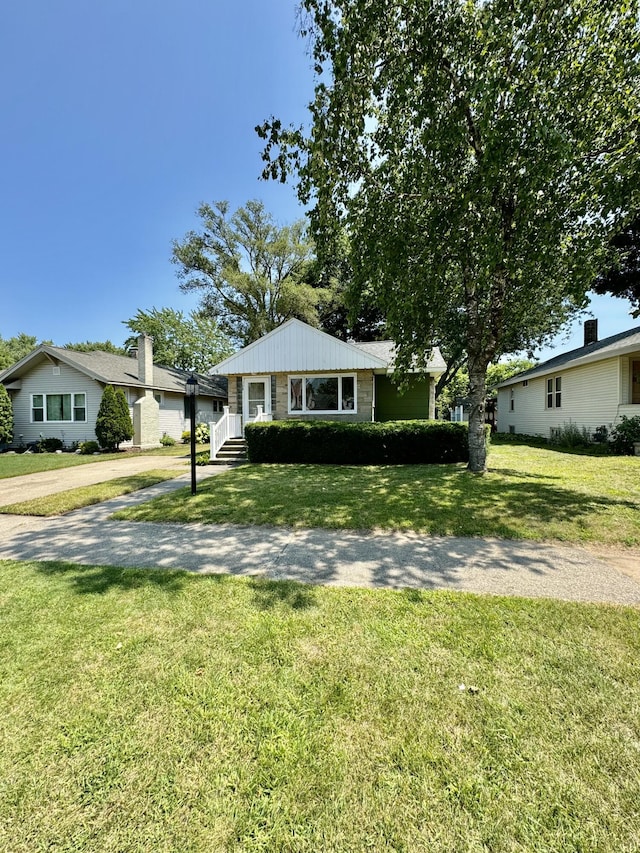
173, 199, 327, 346
123, 307, 233, 373
592, 214, 640, 318
259, 0, 640, 470
0, 333, 49, 370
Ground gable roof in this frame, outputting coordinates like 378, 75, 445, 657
0, 345, 228, 398
496, 325, 640, 388
209, 318, 447, 375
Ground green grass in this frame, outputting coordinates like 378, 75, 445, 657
114, 444, 640, 545
0, 559, 639, 852
0, 444, 197, 479
0, 470, 181, 516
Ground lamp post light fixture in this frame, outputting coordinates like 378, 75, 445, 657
185, 373, 199, 495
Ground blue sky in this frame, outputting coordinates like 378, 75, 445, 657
1, 0, 636, 362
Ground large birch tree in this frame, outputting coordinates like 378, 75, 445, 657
258, 0, 640, 472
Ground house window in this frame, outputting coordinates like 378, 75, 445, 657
509, 390, 515, 411
632, 360, 640, 405
31, 393, 87, 423
522, 380, 528, 387
288, 375, 356, 414
154, 392, 163, 405
212, 400, 224, 412
546, 376, 562, 408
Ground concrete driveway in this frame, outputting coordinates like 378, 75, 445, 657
0, 452, 195, 508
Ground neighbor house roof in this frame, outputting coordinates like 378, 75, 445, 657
210, 318, 447, 376
0, 345, 228, 398
495, 325, 640, 388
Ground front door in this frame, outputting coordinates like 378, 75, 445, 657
243, 377, 271, 424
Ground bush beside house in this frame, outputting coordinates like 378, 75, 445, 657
245, 420, 471, 465
95, 385, 134, 451
0, 383, 12, 446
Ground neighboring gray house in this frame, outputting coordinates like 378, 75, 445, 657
0, 334, 227, 448
209, 318, 447, 425
495, 321, 640, 438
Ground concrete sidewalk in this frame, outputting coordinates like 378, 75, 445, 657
1, 472, 639, 606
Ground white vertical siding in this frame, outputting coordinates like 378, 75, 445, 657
496, 357, 624, 437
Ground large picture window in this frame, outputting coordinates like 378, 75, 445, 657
289, 375, 356, 414
31, 393, 87, 423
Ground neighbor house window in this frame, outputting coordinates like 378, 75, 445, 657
31, 393, 87, 423
546, 377, 562, 408
288, 375, 356, 414
509, 389, 515, 411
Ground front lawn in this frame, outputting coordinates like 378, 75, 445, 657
1, 559, 639, 852
114, 444, 640, 545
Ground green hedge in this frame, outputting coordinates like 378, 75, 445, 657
244, 420, 470, 464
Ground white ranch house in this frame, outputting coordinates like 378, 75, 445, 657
207, 318, 446, 460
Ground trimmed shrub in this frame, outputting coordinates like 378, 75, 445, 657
96, 385, 134, 450
245, 419, 470, 465
160, 433, 176, 446
79, 440, 101, 455
36, 437, 64, 453
182, 431, 191, 444
610, 415, 640, 455
0, 383, 12, 445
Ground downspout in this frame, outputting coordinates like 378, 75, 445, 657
371, 373, 376, 422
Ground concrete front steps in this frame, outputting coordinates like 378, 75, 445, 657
211, 437, 248, 465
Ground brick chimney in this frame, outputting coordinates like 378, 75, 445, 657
137, 334, 154, 385
584, 319, 598, 347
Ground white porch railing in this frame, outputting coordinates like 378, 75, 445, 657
210, 406, 243, 461
245, 404, 273, 427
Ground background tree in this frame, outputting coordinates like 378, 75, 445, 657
123, 307, 233, 372
173, 199, 327, 345
592, 214, 640, 317
437, 358, 536, 418
258, 0, 640, 472
0, 333, 49, 370
64, 340, 128, 355
0, 383, 13, 445
95, 385, 133, 451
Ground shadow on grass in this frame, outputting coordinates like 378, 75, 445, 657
32, 560, 191, 595
248, 577, 317, 610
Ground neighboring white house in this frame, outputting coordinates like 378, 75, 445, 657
209, 318, 447, 426
0, 334, 228, 448
495, 321, 640, 438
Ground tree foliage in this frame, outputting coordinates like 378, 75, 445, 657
438, 358, 536, 416
0, 333, 44, 370
592, 214, 640, 317
123, 307, 233, 372
64, 340, 128, 355
173, 200, 326, 345
95, 385, 133, 451
0, 383, 13, 444
258, 0, 640, 471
